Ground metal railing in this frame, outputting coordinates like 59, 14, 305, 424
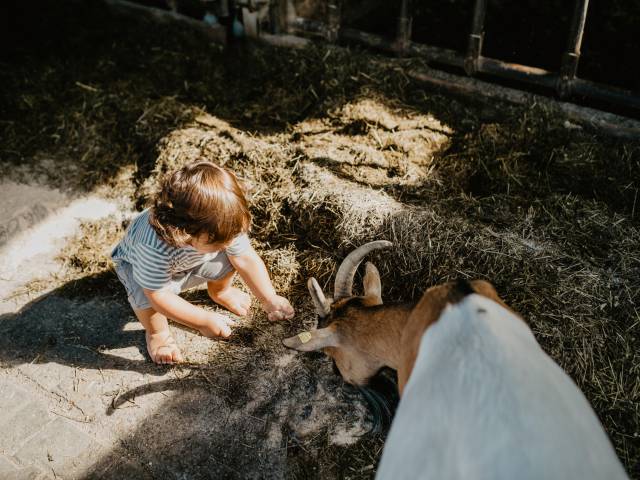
104, 0, 640, 136
285, 0, 640, 116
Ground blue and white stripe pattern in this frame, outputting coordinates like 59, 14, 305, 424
111, 209, 250, 291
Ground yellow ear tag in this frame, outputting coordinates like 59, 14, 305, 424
298, 331, 312, 344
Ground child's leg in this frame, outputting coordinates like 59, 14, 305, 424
114, 260, 184, 364
133, 307, 184, 365
207, 270, 251, 317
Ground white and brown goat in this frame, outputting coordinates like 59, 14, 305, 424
284, 241, 628, 480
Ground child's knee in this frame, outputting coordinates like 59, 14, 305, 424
195, 252, 235, 280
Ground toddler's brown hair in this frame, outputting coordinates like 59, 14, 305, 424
149, 160, 251, 248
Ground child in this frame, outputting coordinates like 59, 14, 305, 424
111, 160, 295, 364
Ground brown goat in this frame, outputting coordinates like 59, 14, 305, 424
283, 240, 503, 392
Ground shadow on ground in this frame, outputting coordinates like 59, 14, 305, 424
0, 271, 392, 479
0, 272, 161, 374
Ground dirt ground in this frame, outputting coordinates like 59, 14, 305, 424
1, 1, 639, 478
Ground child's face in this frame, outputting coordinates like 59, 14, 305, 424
188, 234, 229, 253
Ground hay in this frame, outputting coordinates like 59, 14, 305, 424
4, 2, 639, 477
292, 162, 404, 245
58, 215, 126, 277
294, 96, 451, 191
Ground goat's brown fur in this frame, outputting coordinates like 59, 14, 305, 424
285, 273, 514, 393
327, 302, 414, 384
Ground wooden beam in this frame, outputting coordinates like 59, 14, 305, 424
409, 67, 640, 139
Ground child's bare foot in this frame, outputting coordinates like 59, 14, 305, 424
199, 312, 236, 338
146, 330, 183, 365
208, 284, 251, 316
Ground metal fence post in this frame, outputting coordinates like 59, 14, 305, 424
395, 0, 413, 55
327, 0, 341, 42
558, 0, 590, 97
465, 0, 487, 76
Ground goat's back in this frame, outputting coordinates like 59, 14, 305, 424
376, 294, 627, 480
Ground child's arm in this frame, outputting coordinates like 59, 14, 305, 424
144, 288, 234, 337
228, 246, 295, 321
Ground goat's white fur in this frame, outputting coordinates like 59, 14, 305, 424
376, 294, 627, 480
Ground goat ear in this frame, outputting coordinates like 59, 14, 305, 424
282, 325, 339, 352
362, 262, 383, 306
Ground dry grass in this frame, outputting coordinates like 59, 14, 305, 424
2, 1, 639, 477
58, 216, 126, 276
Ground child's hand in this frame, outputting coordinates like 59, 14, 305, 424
263, 295, 295, 321
199, 312, 236, 338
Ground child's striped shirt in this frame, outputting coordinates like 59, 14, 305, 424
111, 209, 250, 291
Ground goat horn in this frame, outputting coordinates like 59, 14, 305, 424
307, 277, 330, 317
334, 240, 393, 301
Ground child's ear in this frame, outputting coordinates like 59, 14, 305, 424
182, 238, 193, 248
